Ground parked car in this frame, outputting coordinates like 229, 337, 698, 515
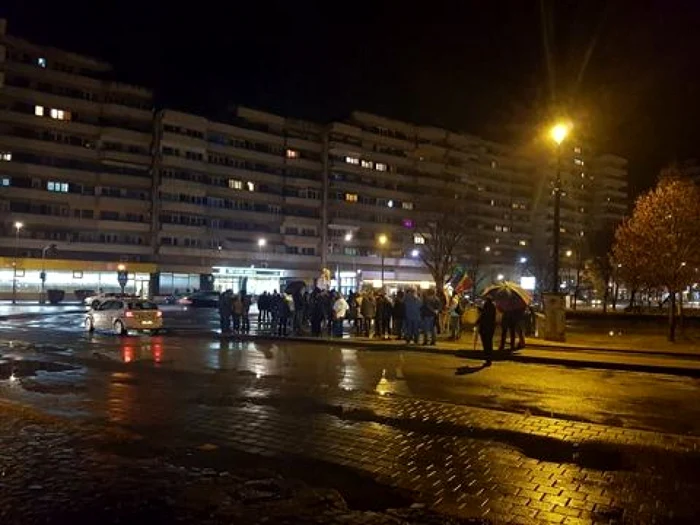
177, 291, 220, 308
85, 299, 163, 335
84, 292, 138, 310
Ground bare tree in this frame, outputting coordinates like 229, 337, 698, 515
416, 211, 467, 292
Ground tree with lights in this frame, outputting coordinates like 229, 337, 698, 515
612, 169, 700, 341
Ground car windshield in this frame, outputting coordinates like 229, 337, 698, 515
127, 301, 158, 310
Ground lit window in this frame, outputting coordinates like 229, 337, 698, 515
402, 201, 413, 210
247, 181, 255, 192
375, 163, 387, 171
495, 238, 500, 244
490, 200, 495, 206
1, 177, 10, 186
574, 158, 584, 166
286, 149, 299, 159
484, 246, 491, 252
345, 193, 358, 202
50, 108, 70, 121
503, 226, 510, 232
0, 152, 11, 161
35, 105, 44, 116
579, 207, 585, 213
47, 181, 69, 193
345, 156, 359, 165
413, 234, 425, 245
574, 146, 582, 154
491, 160, 497, 169
580, 173, 585, 178
495, 225, 503, 232
37, 57, 47, 68
228, 179, 243, 190
361, 160, 373, 169
519, 240, 527, 246
560, 227, 566, 233
580, 231, 585, 237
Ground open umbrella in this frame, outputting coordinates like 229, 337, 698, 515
284, 280, 306, 294
482, 281, 532, 312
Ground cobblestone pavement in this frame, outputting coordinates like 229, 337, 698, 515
0, 349, 698, 525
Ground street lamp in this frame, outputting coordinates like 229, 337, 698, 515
411, 249, 419, 258
12, 222, 24, 304
39, 243, 57, 304
344, 233, 353, 242
378, 234, 388, 287
549, 121, 571, 293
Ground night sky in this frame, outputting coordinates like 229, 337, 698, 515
3, 0, 700, 196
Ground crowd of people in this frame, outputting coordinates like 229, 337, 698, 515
220, 286, 531, 358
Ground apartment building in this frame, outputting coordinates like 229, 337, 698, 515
0, 19, 156, 299
327, 112, 536, 291
152, 107, 324, 295
0, 19, 629, 299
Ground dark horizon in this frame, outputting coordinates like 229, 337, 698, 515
3, 0, 700, 196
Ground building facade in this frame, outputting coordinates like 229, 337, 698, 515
0, 19, 629, 300
0, 19, 156, 300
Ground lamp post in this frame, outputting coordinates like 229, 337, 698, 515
378, 234, 388, 288
39, 243, 56, 304
12, 222, 23, 304
549, 122, 571, 293
342, 232, 353, 293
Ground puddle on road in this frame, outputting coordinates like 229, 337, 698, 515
0, 359, 77, 379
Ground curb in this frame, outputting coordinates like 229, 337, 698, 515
526, 342, 700, 361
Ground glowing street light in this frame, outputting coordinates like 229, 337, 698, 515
565, 250, 573, 257
549, 121, 572, 293
497, 274, 505, 281
344, 232, 353, 242
378, 234, 388, 287
519, 257, 528, 264
411, 249, 419, 258
257, 238, 267, 248
550, 122, 571, 146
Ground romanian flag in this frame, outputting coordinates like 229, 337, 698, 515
454, 274, 473, 294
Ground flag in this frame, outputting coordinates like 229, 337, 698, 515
454, 275, 473, 294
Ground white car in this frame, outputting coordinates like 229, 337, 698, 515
85, 299, 163, 335
84, 293, 138, 310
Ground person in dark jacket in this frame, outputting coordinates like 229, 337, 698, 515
310, 290, 325, 337
218, 290, 232, 334
376, 292, 393, 340
241, 293, 251, 333
360, 292, 376, 337
403, 288, 421, 344
477, 297, 497, 366
392, 290, 405, 340
420, 289, 441, 345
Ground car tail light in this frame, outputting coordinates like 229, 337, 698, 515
125, 311, 134, 318
156, 310, 163, 318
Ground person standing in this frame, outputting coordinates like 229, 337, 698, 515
392, 290, 405, 340
241, 293, 251, 333
218, 290, 232, 334
420, 289, 440, 345
231, 293, 243, 333
360, 291, 376, 337
310, 290, 324, 336
498, 309, 517, 352
332, 293, 349, 337
448, 293, 462, 341
477, 297, 497, 366
403, 288, 421, 344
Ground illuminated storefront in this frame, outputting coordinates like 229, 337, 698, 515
212, 266, 286, 296
0, 257, 155, 302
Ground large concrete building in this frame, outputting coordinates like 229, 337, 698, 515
0, 19, 156, 300
0, 19, 629, 300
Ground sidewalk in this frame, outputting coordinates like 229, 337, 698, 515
234, 330, 700, 378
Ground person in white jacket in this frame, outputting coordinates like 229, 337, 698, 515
332, 293, 349, 337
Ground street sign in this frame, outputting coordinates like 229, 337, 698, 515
117, 270, 128, 288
